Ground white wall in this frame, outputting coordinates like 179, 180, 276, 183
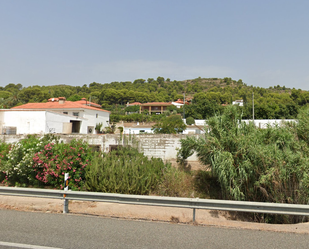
83, 109, 110, 133
193, 119, 296, 129
242, 119, 296, 128
123, 127, 153, 134
45, 112, 74, 133
194, 120, 207, 126
0, 133, 206, 167
171, 102, 183, 108
0, 109, 110, 135
1, 111, 46, 134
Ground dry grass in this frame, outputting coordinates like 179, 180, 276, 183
151, 167, 222, 199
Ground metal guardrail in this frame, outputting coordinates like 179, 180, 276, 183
1, 186, 309, 221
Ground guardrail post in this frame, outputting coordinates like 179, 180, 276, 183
193, 208, 196, 222
63, 173, 69, 214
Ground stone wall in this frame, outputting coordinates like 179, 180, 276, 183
0, 134, 203, 169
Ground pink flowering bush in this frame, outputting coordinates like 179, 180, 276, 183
32, 139, 92, 190
1, 135, 92, 190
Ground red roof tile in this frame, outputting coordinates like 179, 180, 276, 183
11, 101, 110, 113
140, 102, 172, 106
127, 102, 142, 106
74, 99, 102, 108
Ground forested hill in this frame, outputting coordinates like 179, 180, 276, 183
1, 76, 309, 119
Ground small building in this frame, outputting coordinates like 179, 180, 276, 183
171, 99, 190, 108
232, 100, 244, 106
126, 100, 190, 114
0, 97, 110, 135
171, 99, 184, 108
140, 102, 172, 114
127, 102, 173, 115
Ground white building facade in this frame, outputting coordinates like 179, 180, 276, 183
1, 98, 110, 135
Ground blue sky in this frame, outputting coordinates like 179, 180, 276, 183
1, 0, 309, 90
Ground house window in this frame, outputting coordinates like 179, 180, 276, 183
63, 112, 68, 115
96, 114, 98, 118
73, 112, 79, 117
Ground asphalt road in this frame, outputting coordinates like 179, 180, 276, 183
0, 210, 309, 249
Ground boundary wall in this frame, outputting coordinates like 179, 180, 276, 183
0, 134, 203, 169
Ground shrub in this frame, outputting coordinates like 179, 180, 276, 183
1, 135, 92, 190
151, 167, 194, 197
85, 147, 170, 195
186, 117, 195, 125
2, 135, 53, 186
31, 139, 92, 190
178, 105, 309, 223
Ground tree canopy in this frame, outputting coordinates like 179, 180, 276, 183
152, 115, 186, 134
1, 77, 309, 121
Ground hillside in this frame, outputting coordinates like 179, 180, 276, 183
0, 77, 308, 119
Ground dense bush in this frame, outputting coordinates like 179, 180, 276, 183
178, 105, 309, 223
85, 147, 170, 195
152, 115, 186, 134
0, 134, 218, 203
0, 135, 92, 190
186, 117, 195, 125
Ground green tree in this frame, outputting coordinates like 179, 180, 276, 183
125, 105, 140, 113
18, 87, 50, 103
152, 115, 186, 134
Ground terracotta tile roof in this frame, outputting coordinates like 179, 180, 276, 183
127, 102, 142, 106
173, 99, 190, 105
174, 100, 184, 104
140, 102, 172, 106
11, 101, 110, 113
75, 98, 102, 108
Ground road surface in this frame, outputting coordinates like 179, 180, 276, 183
0, 210, 309, 249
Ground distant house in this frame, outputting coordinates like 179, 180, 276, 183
0, 97, 110, 135
126, 100, 191, 114
171, 99, 184, 108
171, 99, 190, 108
127, 102, 173, 114
140, 102, 173, 114
232, 100, 244, 106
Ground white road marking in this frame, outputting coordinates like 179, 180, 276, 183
0, 241, 63, 249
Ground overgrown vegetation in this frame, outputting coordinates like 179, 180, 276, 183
177, 105, 309, 223
85, 147, 170, 195
0, 135, 210, 198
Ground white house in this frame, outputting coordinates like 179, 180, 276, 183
232, 100, 244, 106
171, 99, 184, 108
0, 97, 110, 135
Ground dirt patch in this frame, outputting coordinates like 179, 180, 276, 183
1, 195, 309, 234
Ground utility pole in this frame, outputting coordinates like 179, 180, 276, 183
183, 92, 185, 119
252, 92, 254, 121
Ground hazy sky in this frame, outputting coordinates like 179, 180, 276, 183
1, 0, 309, 90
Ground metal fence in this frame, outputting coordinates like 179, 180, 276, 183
1, 186, 309, 221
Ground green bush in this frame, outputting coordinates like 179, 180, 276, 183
125, 105, 140, 113
178, 105, 309, 223
186, 117, 195, 125
1, 135, 92, 190
85, 147, 170, 195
